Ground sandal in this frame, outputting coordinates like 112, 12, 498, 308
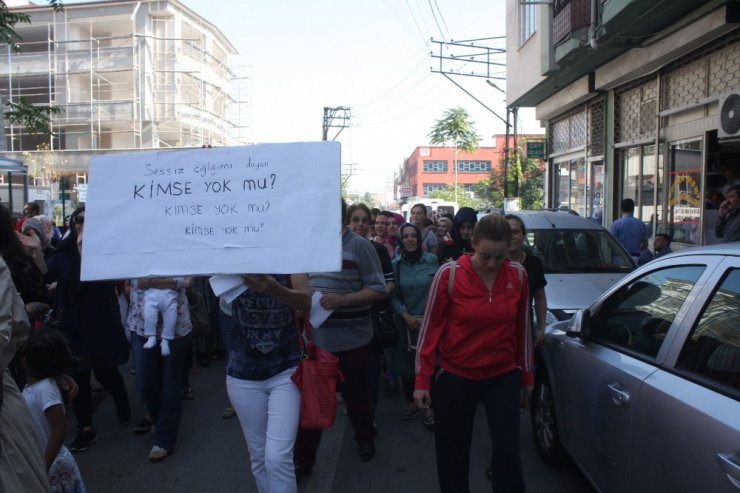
423, 412, 436, 430
148, 445, 168, 463
400, 407, 420, 421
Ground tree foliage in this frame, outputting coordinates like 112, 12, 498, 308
428, 107, 480, 203
428, 107, 480, 152
429, 185, 486, 210
1, 1, 63, 135
474, 139, 545, 210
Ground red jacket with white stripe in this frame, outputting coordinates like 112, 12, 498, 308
414, 255, 534, 390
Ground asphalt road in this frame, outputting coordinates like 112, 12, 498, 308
70, 357, 593, 492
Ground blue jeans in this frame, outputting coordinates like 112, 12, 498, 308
131, 332, 192, 453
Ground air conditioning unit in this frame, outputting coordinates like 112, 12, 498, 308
718, 91, 740, 139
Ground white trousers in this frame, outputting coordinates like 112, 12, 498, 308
143, 288, 178, 340
227, 367, 301, 493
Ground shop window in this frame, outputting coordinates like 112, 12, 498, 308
619, 145, 659, 236
666, 139, 702, 245
423, 160, 448, 172
423, 183, 447, 196
456, 160, 491, 172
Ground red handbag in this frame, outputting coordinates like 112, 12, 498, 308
291, 315, 344, 429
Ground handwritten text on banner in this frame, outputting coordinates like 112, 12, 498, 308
81, 142, 341, 280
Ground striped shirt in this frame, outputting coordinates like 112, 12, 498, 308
309, 228, 387, 352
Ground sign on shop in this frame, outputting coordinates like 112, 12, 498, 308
81, 142, 342, 280
526, 141, 545, 159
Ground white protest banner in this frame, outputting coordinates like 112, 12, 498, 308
80, 142, 342, 280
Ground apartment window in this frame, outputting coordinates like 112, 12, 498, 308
457, 160, 491, 172
423, 160, 448, 172
519, 2, 537, 46
423, 183, 447, 196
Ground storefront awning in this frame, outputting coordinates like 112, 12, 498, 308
0, 156, 25, 173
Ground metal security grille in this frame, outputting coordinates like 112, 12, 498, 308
709, 42, 740, 96
615, 77, 657, 143
663, 59, 707, 109
549, 106, 587, 154
661, 32, 740, 109
588, 97, 605, 157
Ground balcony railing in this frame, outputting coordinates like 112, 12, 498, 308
553, 0, 591, 45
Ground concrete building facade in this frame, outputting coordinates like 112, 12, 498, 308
506, 0, 740, 248
0, 0, 249, 216
395, 134, 544, 203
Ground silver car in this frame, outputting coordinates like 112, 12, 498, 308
532, 244, 740, 492
508, 210, 636, 323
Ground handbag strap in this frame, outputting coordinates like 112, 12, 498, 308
294, 311, 313, 357
287, 274, 314, 357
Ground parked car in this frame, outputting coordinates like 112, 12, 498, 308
487, 210, 637, 323
532, 244, 740, 492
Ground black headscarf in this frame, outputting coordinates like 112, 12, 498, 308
48, 206, 85, 303
397, 222, 423, 264
450, 207, 478, 248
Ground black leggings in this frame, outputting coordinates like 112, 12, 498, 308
72, 366, 131, 429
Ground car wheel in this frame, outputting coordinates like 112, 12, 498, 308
531, 377, 569, 466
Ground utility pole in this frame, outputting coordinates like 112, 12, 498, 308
322, 106, 351, 141
430, 37, 514, 205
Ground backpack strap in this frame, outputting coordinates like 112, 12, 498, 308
447, 261, 457, 298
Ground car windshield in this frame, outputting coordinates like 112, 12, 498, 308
525, 229, 635, 274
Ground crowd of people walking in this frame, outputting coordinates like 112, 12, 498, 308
1, 198, 548, 493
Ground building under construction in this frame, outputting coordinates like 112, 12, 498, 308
0, 0, 250, 215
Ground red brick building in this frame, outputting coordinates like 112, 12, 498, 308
396, 134, 543, 201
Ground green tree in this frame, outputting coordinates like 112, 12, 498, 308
518, 155, 545, 210
428, 107, 480, 204
430, 185, 484, 210
1, 1, 63, 135
484, 140, 545, 211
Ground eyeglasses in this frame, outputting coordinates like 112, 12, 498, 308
74, 216, 85, 225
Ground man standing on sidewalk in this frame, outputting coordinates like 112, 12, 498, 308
716, 184, 740, 243
294, 199, 388, 478
610, 198, 647, 262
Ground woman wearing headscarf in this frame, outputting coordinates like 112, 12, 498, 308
390, 223, 438, 428
435, 214, 454, 247
45, 206, 131, 453
384, 212, 404, 259
437, 207, 478, 264
21, 217, 54, 259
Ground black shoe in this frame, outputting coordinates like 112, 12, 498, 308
384, 379, 398, 397
132, 417, 153, 434
294, 464, 312, 483
69, 429, 97, 452
358, 442, 376, 462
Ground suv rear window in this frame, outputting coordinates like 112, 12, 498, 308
526, 229, 634, 274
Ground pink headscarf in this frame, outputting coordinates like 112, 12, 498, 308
385, 212, 405, 254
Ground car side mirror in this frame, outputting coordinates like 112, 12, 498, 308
566, 308, 591, 339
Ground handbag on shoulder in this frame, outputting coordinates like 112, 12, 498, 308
291, 314, 344, 430
371, 307, 400, 348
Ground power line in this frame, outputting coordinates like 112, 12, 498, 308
427, 0, 447, 42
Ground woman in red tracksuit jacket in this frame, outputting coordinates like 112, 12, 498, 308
414, 213, 534, 493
